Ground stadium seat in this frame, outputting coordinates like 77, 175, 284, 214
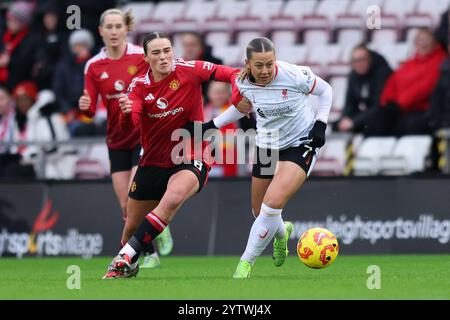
269, 0, 317, 31
247, 0, 284, 21
303, 29, 331, 46
370, 28, 399, 46
312, 133, 353, 176
45, 153, 78, 180
328, 76, 348, 116
152, 1, 186, 23
215, 0, 250, 20
403, 13, 436, 31
379, 135, 432, 175
232, 0, 284, 32
120, 2, 154, 26
335, 14, 366, 30
203, 0, 249, 32
353, 137, 397, 175
73, 144, 109, 179
136, 1, 186, 34
233, 17, 265, 32
369, 42, 412, 69
276, 45, 307, 65
278, 0, 318, 19
382, 0, 419, 19
205, 31, 232, 48
271, 30, 298, 47
212, 45, 243, 67
347, 0, 384, 17
336, 29, 365, 48
306, 44, 342, 76
236, 31, 264, 48
415, 0, 450, 23
74, 159, 108, 179
309, 0, 351, 26
184, 0, 218, 22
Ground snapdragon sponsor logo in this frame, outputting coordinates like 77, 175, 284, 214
148, 107, 184, 118
0, 200, 103, 258
292, 214, 450, 245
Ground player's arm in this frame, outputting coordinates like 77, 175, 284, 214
298, 67, 333, 148
184, 103, 248, 140
79, 64, 98, 118
119, 86, 143, 133
193, 61, 244, 106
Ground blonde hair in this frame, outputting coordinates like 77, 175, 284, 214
100, 8, 135, 32
238, 37, 275, 81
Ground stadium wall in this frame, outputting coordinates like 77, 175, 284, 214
0, 177, 449, 258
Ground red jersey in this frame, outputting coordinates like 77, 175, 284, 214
120, 59, 241, 168
83, 43, 147, 150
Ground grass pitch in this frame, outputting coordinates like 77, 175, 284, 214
0, 255, 448, 300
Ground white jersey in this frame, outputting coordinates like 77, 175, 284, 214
235, 60, 317, 150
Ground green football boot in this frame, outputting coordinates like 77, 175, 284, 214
273, 221, 294, 267
155, 226, 174, 256
141, 252, 160, 269
233, 260, 252, 279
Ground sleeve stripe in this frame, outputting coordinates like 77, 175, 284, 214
308, 78, 317, 94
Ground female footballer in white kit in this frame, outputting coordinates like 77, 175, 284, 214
193, 37, 332, 278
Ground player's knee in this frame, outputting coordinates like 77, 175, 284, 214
164, 187, 188, 210
262, 196, 285, 210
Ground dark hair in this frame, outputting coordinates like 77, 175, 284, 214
238, 37, 275, 81
142, 32, 171, 55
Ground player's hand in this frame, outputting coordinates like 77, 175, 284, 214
236, 97, 252, 118
119, 93, 132, 114
307, 120, 327, 148
338, 117, 354, 132
78, 89, 91, 111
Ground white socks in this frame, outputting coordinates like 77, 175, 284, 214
241, 203, 285, 264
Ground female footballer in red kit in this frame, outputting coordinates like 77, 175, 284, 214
78, 9, 173, 269
102, 32, 245, 279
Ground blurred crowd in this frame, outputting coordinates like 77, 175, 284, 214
0, 0, 449, 178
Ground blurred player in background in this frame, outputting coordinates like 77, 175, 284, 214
78, 9, 173, 270
103, 32, 245, 279
187, 37, 333, 278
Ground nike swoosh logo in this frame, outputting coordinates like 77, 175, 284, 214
259, 229, 269, 239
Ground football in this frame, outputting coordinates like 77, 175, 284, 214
297, 227, 339, 269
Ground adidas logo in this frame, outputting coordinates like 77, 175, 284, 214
145, 93, 155, 101
100, 72, 109, 79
